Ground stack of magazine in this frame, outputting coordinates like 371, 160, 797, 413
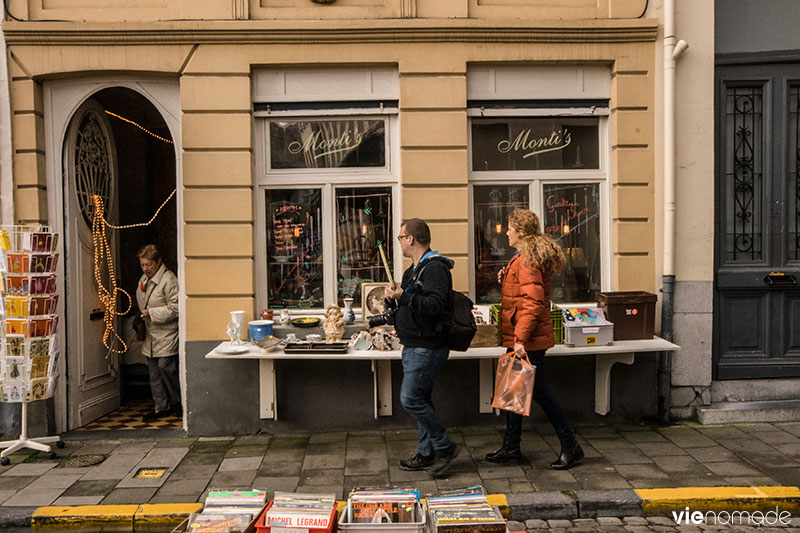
426, 486, 506, 533
263, 491, 337, 533
184, 489, 267, 533
347, 487, 421, 523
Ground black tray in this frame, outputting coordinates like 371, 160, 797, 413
283, 342, 349, 354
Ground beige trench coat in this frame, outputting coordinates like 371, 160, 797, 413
136, 263, 179, 358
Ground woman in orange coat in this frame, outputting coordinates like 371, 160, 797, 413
486, 209, 584, 470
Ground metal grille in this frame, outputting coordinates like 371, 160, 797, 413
74, 110, 114, 228
790, 85, 800, 260
725, 86, 763, 261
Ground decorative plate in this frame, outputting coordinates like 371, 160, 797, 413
217, 345, 249, 355
290, 317, 321, 328
253, 335, 283, 351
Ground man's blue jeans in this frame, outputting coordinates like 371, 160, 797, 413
400, 346, 453, 457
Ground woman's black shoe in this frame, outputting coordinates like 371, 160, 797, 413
550, 443, 584, 470
485, 442, 523, 464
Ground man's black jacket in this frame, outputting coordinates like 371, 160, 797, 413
391, 251, 453, 349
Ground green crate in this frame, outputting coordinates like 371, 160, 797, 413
490, 303, 562, 345
551, 305, 564, 344
489, 304, 501, 345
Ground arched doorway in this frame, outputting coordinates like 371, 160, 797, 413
53, 84, 179, 431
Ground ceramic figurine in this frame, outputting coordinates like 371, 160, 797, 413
323, 304, 345, 342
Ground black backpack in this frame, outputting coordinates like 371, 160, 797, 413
446, 290, 478, 351
413, 261, 477, 352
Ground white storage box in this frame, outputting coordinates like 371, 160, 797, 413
562, 308, 614, 347
339, 501, 425, 533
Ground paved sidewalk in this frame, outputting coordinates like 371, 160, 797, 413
1, 420, 800, 529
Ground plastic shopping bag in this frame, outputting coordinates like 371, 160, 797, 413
491, 351, 536, 416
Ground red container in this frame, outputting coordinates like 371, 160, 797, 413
595, 291, 657, 341
255, 500, 338, 533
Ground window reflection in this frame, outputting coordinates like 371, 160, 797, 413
542, 183, 601, 302
266, 189, 323, 308
336, 187, 392, 306
473, 185, 529, 303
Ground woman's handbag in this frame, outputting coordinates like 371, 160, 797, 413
491, 351, 536, 416
133, 314, 146, 341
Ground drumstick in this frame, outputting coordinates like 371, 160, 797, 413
378, 243, 395, 288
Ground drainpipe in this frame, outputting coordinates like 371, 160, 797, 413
0, 28, 14, 225
658, 0, 688, 424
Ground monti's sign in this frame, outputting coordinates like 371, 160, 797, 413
289, 128, 367, 160
497, 127, 572, 159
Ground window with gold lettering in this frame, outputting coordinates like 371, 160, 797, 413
269, 119, 386, 170
471, 117, 599, 171
469, 113, 607, 304
257, 114, 399, 312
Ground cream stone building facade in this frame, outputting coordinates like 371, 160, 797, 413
5, 0, 776, 436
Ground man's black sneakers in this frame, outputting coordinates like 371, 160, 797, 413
428, 444, 461, 477
399, 452, 434, 471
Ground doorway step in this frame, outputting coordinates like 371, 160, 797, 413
697, 379, 800, 424
81, 398, 182, 431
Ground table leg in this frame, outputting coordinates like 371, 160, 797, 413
594, 352, 634, 415
374, 360, 392, 417
259, 359, 276, 419
479, 358, 495, 413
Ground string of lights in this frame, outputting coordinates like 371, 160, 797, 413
104, 110, 174, 145
103, 189, 176, 230
91, 194, 132, 355
89, 110, 177, 354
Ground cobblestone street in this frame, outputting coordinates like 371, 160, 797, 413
511, 515, 800, 532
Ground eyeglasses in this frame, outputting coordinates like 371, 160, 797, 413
397, 234, 411, 241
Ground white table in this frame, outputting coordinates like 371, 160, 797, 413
205, 337, 679, 420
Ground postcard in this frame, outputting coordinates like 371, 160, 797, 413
29, 356, 50, 380
3, 356, 25, 381
5, 335, 25, 357
2, 382, 25, 403
29, 379, 47, 401
7, 253, 29, 273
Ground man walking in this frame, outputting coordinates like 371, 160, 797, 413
384, 218, 460, 476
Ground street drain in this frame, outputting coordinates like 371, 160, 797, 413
60, 454, 106, 468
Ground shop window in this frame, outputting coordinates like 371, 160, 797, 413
473, 185, 529, 303
256, 114, 398, 311
336, 186, 393, 305
542, 183, 602, 302
469, 114, 607, 305
265, 189, 324, 309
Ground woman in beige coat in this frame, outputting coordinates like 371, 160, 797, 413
136, 244, 180, 421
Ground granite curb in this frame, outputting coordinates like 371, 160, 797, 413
16, 487, 800, 530
0, 506, 37, 528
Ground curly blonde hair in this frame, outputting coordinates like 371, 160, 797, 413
508, 209, 566, 275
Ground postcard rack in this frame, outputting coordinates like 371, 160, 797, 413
0, 226, 63, 465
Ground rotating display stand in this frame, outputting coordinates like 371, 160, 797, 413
0, 226, 64, 465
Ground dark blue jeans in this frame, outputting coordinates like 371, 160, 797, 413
504, 349, 575, 449
400, 346, 453, 457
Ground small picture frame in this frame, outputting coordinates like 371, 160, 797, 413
361, 282, 389, 319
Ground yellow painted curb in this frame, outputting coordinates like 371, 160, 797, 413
134, 503, 203, 532
31, 503, 203, 531
637, 486, 800, 515
32, 505, 138, 531
487, 494, 510, 517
